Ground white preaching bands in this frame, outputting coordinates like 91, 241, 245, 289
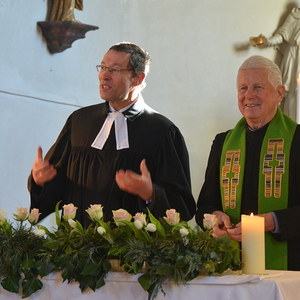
91, 103, 131, 150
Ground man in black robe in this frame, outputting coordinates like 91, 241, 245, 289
196, 55, 300, 270
28, 42, 196, 227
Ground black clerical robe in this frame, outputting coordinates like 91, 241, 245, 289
196, 123, 300, 270
28, 98, 196, 227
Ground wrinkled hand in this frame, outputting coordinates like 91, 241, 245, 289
224, 213, 274, 242
32, 146, 57, 187
115, 159, 153, 201
257, 213, 275, 232
211, 211, 242, 241
227, 222, 242, 242
211, 211, 232, 237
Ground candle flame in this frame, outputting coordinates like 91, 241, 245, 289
250, 213, 254, 217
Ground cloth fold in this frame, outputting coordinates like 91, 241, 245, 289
188, 272, 283, 285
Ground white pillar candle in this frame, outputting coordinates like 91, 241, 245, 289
297, 74, 300, 124
242, 214, 265, 274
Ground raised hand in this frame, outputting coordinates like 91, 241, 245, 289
32, 146, 57, 186
115, 159, 153, 201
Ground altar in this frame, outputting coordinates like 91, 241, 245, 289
1, 270, 300, 300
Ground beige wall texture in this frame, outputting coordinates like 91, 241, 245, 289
0, 0, 298, 227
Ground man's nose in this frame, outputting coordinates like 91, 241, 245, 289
99, 69, 111, 80
245, 88, 255, 97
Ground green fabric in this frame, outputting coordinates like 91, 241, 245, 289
220, 108, 297, 270
220, 117, 246, 225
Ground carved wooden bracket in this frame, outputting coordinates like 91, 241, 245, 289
37, 21, 99, 54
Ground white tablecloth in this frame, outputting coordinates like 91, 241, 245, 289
1, 270, 300, 300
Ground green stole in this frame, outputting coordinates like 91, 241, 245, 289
220, 108, 297, 270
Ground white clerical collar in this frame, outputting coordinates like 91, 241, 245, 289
109, 101, 135, 113
91, 101, 136, 150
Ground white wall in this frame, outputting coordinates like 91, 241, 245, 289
0, 0, 298, 227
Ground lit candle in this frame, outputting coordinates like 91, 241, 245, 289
297, 73, 300, 124
241, 213, 265, 274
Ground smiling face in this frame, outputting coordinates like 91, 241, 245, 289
237, 68, 285, 130
98, 50, 144, 110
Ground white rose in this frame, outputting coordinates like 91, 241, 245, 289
0, 209, 8, 222
179, 227, 189, 236
13, 207, 28, 221
203, 214, 218, 230
133, 213, 147, 226
163, 209, 180, 225
34, 229, 46, 236
112, 209, 132, 226
97, 226, 106, 235
134, 219, 143, 230
86, 204, 104, 221
146, 223, 157, 232
68, 218, 77, 228
62, 203, 78, 220
28, 208, 41, 224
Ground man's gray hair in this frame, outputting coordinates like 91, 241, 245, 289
109, 42, 151, 78
238, 55, 282, 88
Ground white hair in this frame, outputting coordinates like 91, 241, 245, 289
238, 55, 282, 88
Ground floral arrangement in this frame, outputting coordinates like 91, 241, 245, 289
0, 203, 242, 300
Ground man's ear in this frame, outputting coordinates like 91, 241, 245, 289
277, 84, 285, 102
134, 72, 146, 86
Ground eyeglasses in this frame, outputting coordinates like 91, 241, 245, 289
96, 65, 133, 75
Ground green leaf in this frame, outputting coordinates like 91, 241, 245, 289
61, 262, 75, 281
75, 220, 85, 234
11, 255, 22, 273
55, 254, 70, 268
20, 258, 35, 273
35, 260, 55, 277
147, 209, 165, 237
156, 263, 173, 275
175, 255, 186, 268
171, 221, 189, 230
69, 227, 84, 237
138, 273, 152, 291
204, 261, 216, 275
37, 225, 53, 236
1, 220, 12, 239
103, 259, 112, 272
95, 275, 106, 289
22, 276, 43, 298
1, 274, 21, 294
82, 261, 102, 276
78, 276, 91, 292
185, 269, 199, 282
97, 219, 111, 233
147, 277, 165, 300
55, 201, 62, 228
120, 220, 151, 242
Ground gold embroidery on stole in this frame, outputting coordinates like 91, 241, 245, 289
221, 150, 241, 209
263, 138, 285, 198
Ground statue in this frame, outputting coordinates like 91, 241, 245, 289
250, 7, 300, 121
49, 0, 84, 22
38, 0, 98, 53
